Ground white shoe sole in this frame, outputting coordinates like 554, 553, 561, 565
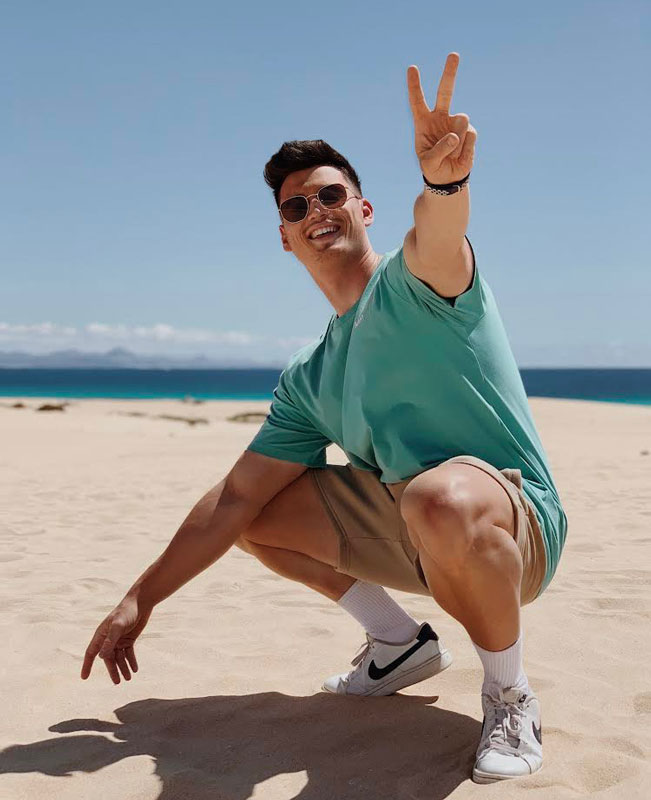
322, 647, 453, 697
472, 763, 542, 784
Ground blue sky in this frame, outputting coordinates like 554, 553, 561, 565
1, 1, 649, 366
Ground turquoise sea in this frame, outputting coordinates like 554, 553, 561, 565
0, 368, 650, 406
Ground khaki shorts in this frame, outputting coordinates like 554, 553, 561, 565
309, 455, 547, 606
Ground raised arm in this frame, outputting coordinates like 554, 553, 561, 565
403, 52, 477, 299
81, 450, 306, 684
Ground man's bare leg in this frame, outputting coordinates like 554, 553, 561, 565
396, 461, 522, 651
238, 539, 355, 600
397, 462, 542, 783
233, 472, 355, 600
186, 475, 350, 600
231, 469, 446, 696
208, 473, 422, 643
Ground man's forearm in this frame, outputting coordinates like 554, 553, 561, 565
406, 53, 476, 272
125, 482, 260, 608
412, 184, 470, 262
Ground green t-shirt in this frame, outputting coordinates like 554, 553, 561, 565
247, 239, 567, 591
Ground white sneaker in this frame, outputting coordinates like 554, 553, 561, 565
472, 683, 543, 783
321, 622, 452, 696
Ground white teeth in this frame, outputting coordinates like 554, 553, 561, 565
310, 225, 339, 239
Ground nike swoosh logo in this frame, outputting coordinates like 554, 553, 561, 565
532, 721, 542, 745
367, 624, 437, 681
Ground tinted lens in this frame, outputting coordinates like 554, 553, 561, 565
280, 196, 308, 222
318, 184, 347, 207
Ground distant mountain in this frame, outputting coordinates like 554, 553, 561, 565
0, 348, 282, 369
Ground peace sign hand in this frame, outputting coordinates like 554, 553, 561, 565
407, 53, 477, 186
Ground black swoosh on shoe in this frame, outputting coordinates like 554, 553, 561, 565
532, 721, 542, 745
367, 623, 438, 681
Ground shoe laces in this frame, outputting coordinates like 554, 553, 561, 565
483, 690, 527, 755
339, 634, 375, 688
350, 634, 374, 667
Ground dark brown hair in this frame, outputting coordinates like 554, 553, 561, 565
264, 140, 362, 207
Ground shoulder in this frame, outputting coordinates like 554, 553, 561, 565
278, 325, 329, 398
285, 328, 328, 373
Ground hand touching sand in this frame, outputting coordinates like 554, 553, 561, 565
81, 594, 153, 684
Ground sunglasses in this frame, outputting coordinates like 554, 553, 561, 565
279, 183, 362, 224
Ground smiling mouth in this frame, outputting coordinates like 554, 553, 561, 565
309, 224, 341, 241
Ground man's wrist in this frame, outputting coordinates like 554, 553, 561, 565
422, 171, 470, 195
125, 578, 159, 608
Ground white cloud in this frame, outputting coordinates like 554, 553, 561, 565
277, 335, 316, 348
85, 322, 130, 338
0, 322, 77, 337
85, 322, 258, 346
0, 320, 318, 363
1, 320, 648, 367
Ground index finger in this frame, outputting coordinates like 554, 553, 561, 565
407, 65, 430, 120
435, 52, 460, 114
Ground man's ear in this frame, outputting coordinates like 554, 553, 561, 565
279, 224, 292, 252
361, 198, 374, 228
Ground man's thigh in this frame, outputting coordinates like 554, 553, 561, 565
396, 455, 547, 604
241, 468, 340, 567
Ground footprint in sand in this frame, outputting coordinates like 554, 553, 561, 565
577, 568, 651, 588
567, 542, 603, 553
76, 577, 121, 592
46, 583, 75, 596
567, 751, 640, 794
298, 626, 333, 638
599, 735, 646, 759
588, 597, 649, 612
633, 692, 651, 714
545, 728, 644, 792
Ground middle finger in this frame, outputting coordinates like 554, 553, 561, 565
102, 654, 121, 685
435, 52, 460, 114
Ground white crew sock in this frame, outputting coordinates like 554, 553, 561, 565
473, 631, 531, 694
337, 580, 421, 644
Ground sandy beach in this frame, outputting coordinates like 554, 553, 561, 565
1, 396, 650, 799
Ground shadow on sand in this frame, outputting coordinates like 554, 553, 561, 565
0, 691, 481, 799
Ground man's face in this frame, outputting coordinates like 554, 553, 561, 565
278, 165, 374, 263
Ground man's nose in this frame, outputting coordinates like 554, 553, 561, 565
306, 195, 328, 218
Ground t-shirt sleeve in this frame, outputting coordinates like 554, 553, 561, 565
385, 236, 486, 324
246, 370, 331, 467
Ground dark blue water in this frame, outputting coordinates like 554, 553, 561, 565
0, 368, 280, 400
0, 368, 650, 405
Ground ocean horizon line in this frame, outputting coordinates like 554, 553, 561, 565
0, 367, 650, 406
2, 365, 651, 371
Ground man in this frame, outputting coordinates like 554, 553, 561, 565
82, 53, 567, 785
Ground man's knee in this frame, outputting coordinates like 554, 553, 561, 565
400, 470, 499, 566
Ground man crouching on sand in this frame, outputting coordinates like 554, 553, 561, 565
82, 52, 567, 784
